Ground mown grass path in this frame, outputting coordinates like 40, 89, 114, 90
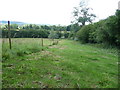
2, 39, 118, 88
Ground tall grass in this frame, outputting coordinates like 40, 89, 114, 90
2, 38, 51, 61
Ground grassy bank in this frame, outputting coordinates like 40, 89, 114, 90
2, 39, 118, 88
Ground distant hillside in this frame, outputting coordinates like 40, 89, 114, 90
0, 21, 26, 25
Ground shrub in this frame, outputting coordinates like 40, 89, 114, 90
76, 24, 93, 43
76, 10, 120, 48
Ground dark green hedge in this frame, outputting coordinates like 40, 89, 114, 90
76, 10, 120, 47
2, 29, 50, 38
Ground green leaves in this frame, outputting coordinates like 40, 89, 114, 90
76, 24, 93, 43
76, 10, 120, 47
72, 1, 96, 26
48, 30, 59, 39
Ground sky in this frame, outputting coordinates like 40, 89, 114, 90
0, 0, 119, 25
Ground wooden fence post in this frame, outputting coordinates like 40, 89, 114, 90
41, 38, 43, 46
8, 21, 12, 49
41, 38, 43, 50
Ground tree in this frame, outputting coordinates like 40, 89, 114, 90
76, 9, 120, 47
56, 31, 62, 38
41, 25, 51, 30
76, 24, 93, 43
48, 30, 59, 45
10, 24, 18, 29
48, 30, 59, 39
72, 0, 96, 26
70, 23, 81, 32
115, 10, 120, 46
63, 30, 69, 38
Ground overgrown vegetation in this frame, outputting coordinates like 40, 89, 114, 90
76, 10, 120, 48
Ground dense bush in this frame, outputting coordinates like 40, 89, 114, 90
56, 31, 62, 38
63, 31, 69, 38
115, 10, 120, 46
76, 10, 120, 47
76, 24, 94, 43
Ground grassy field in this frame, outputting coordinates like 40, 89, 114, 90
2, 38, 51, 60
2, 38, 118, 88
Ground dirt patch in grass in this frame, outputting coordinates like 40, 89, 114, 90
49, 45, 67, 50
26, 50, 63, 61
41, 50, 63, 60
59, 47, 66, 50
49, 45, 60, 49
41, 51, 53, 56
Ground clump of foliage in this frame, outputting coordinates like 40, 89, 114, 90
76, 24, 94, 43
72, 1, 96, 26
76, 10, 120, 47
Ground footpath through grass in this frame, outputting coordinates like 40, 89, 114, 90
2, 39, 118, 88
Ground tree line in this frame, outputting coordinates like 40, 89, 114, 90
76, 10, 120, 48
1, 24, 70, 39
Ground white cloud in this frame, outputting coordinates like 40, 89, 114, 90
0, 0, 119, 25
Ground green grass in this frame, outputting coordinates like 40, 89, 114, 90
2, 38, 51, 60
2, 39, 118, 88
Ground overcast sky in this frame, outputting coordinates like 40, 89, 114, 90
0, 0, 119, 25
